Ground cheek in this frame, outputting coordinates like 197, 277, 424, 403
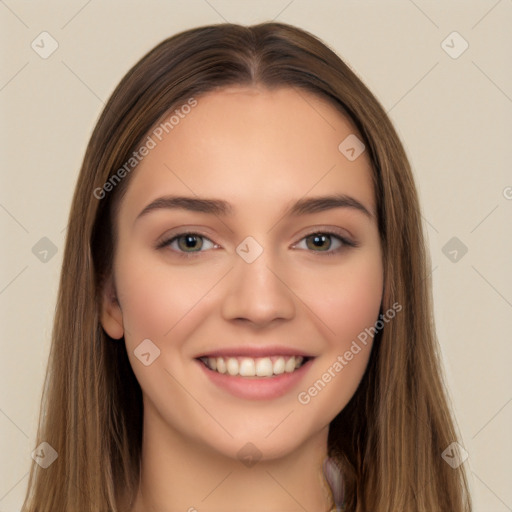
292, 251, 383, 417
332, 265, 383, 342
297, 250, 383, 348
114, 248, 218, 344
116, 243, 383, 359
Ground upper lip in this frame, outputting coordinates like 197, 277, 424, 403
194, 345, 315, 359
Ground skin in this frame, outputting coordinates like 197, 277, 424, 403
100, 85, 383, 512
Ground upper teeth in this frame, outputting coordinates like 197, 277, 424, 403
200, 355, 305, 377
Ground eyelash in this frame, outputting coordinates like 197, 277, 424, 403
156, 229, 358, 259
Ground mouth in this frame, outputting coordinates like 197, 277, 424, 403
197, 355, 312, 378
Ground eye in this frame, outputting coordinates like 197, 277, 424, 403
157, 229, 357, 259
293, 230, 357, 256
157, 232, 216, 257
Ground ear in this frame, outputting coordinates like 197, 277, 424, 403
99, 274, 124, 340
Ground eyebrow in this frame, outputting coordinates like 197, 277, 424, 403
135, 193, 374, 222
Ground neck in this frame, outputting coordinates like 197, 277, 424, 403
125, 400, 335, 512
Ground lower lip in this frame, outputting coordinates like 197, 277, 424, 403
196, 358, 314, 400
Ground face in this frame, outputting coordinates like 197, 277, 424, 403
100, 85, 383, 461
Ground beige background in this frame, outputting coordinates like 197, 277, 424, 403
1, 1, 511, 510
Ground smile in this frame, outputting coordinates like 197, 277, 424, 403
198, 355, 309, 377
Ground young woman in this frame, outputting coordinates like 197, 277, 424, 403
22, 21, 472, 512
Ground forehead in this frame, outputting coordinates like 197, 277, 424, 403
117, 86, 375, 224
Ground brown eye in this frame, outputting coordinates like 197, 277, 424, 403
176, 234, 204, 252
294, 230, 357, 257
158, 232, 216, 256
305, 233, 333, 252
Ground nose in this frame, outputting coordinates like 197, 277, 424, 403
220, 244, 296, 328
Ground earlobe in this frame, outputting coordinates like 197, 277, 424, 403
99, 276, 124, 340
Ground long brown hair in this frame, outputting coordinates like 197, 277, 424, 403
21, 21, 472, 511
